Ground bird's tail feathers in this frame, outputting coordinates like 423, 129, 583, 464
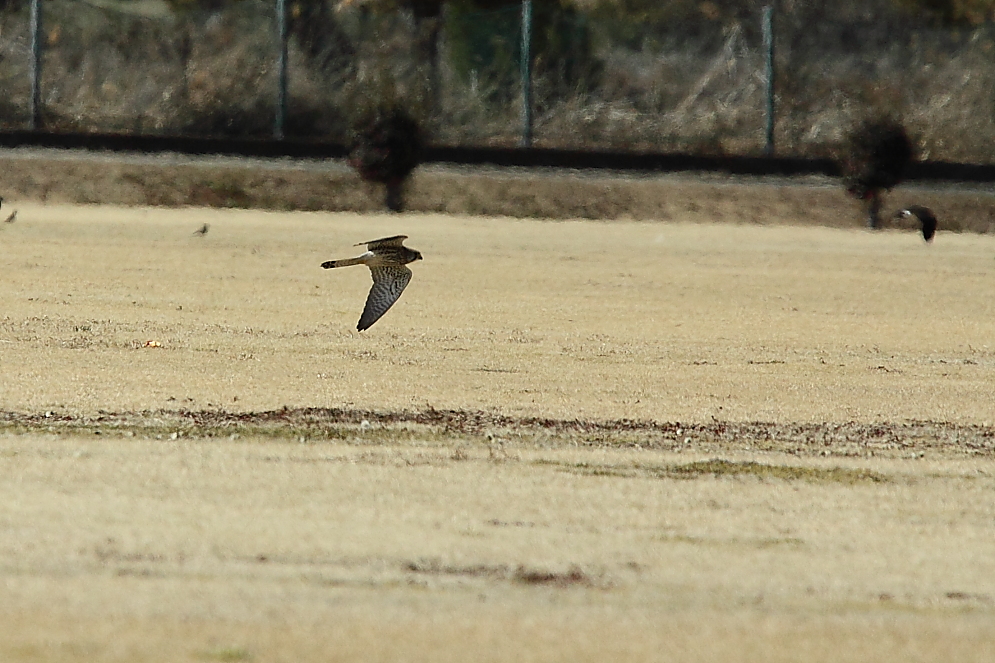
321, 256, 367, 269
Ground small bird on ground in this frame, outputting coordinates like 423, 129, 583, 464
193, 223, 209, 236
321, 235, 423, 331
894, 206, 937, 242
0, 196, 15, 224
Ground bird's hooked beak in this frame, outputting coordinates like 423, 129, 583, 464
415, 251, 424, 261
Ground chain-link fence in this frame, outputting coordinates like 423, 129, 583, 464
0, 0, 993, 164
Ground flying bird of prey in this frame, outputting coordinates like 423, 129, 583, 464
321, 235, 422, 331
193, 223, 209, 236
895, 206, 938, 242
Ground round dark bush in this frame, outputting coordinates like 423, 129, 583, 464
348, 105, 422, 188
841, 119, 914, 200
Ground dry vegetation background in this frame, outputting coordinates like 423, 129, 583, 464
1, 0, 995, 161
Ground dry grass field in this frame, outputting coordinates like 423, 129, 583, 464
2, 201, 994, 422
1, 196, 995, 661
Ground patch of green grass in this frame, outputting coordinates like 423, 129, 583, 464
200, 648, 251, 662
535, 458, 889, 485
665, 459, 889, 484
656, 533, 805, 549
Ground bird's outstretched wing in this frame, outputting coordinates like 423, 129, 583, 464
357, 265, 412, 331
356, 235, 408, 249
909, 206, 937, 242
897, 206, 938, 243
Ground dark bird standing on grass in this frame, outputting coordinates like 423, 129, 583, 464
841, 119, 915, 230
321, 235, 423, 331
895, 206, 938, 242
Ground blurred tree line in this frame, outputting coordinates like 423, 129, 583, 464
0, 0, 993, 25
144, 0, 995, 26
1, 0, 992, 151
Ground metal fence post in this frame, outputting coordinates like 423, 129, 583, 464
29, 0, 43, 130
275, 0, 288, 140
762, 5, 775, 156
520, 0, 533, 148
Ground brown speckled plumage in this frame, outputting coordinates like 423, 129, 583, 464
321, 235, 423, 331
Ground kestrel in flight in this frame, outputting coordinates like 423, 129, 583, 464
321, 235, 423, 331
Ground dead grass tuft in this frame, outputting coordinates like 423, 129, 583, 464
512, 565, 596, 588
404, 559, 601, 588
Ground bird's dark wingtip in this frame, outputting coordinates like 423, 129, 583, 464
321, 261, 335, 269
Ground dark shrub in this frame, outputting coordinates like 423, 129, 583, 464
349, 104, 422, 211
841, 118, 915, 227
842, 118, 915, 199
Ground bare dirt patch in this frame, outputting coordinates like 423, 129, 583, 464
2, 409, 993, 461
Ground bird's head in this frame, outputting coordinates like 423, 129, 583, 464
402, 247, 423, 263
